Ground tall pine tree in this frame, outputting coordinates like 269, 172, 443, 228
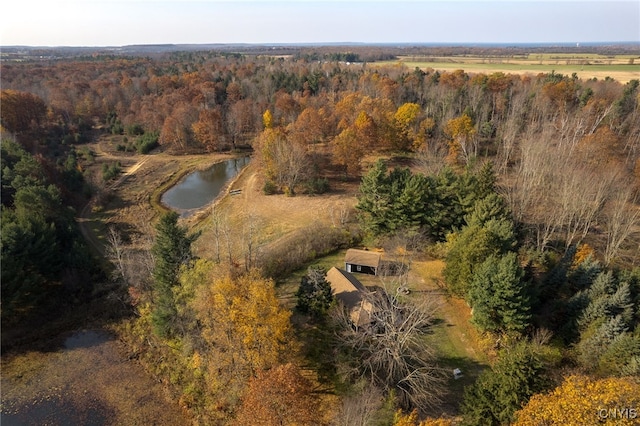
151, 211, 199, 337
468, 252, 531, 335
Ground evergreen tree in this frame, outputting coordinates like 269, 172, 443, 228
465, 192, 511, 227
151, 211, 199, 337
475, 161, 497, 199
461, 343, 548, 426
443, 217, 517, 297
356, 159, 393, 234
1, 139, 92, 324
468, 253, 531, 335
296, 266, 333, 319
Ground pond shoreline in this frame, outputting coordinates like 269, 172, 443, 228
161, 155, 251, 217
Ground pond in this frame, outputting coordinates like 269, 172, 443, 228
161, 156, 250, 214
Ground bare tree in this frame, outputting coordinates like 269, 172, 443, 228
559, 165, 613, 249
416, 139, 447, 175
106, 225, 128, 283
332, 382, 383, 426
603, 186, 640, 265
330, 201, 353, 227
496, 89, 527, 173
332, 289, 446, 412
243, 209, 260, 271
211, 207, 224, 264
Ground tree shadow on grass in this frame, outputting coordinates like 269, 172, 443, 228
428, 355, 488, 418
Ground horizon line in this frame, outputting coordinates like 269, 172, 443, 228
3, 41, 640, 49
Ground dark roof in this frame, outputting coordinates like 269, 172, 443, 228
344, 249, 381, 269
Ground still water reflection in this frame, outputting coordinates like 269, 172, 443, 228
162, 156, 250, 212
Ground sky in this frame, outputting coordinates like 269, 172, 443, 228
2, 0, 639, 47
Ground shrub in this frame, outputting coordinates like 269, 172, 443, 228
102, 161, 121, 182
126, 123, 145, 136
258, 224, 360, 279
305, 177, 330, 195
263, 180, 278, 195
135, 131, 159, 154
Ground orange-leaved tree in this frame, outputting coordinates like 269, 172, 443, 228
332, 127, 364, 177
233, 363, 321, 426
192, 108, 224, 152
0, 89, 47, 133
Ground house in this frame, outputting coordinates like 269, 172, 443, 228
344, 249, 381, 276
326, 267, 374, 327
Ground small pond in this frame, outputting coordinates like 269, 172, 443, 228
161, 156, 250, 214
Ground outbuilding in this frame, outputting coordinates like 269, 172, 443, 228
344, 248, 381, 275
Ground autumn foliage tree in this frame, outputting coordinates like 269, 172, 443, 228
513, 375, 640, 426
193, 268, 293, 406
0, 89, 47, 134
333, 127, 365, 176
444, 113, 476, 166
233, 363, 321, 426
192, 108, 224, 152
393, 410, 454, 426
257, 126, 310, 195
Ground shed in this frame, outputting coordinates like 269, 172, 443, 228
344, 249, 381, 276
326, 267, 373, 327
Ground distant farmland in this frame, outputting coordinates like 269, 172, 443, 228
379, 52, 640, 83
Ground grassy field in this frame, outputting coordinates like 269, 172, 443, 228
378, 53, 640, 83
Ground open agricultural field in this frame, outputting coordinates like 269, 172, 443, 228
383, 52, 640, 83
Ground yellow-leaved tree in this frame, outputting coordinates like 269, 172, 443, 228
256, 127, 309, 195
393, 410, 454, 426
263, 109, 273, 129
393, 102, 421, 150
513, 375, 640, 426
444, 113, 476, 166
190, 262, 294, 414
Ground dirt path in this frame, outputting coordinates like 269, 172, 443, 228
243, 171, 258, 202
111, 157, 149, 189
78, 155, 150, 256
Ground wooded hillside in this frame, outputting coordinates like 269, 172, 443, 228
2, 47, 639, 424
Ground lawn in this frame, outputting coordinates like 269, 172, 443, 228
279, 250, 490, 417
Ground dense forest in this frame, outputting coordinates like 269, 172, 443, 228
2, 47, 639, 424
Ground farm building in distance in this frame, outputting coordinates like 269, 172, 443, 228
326, 267, 374, 327
344, 248, 381, 275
